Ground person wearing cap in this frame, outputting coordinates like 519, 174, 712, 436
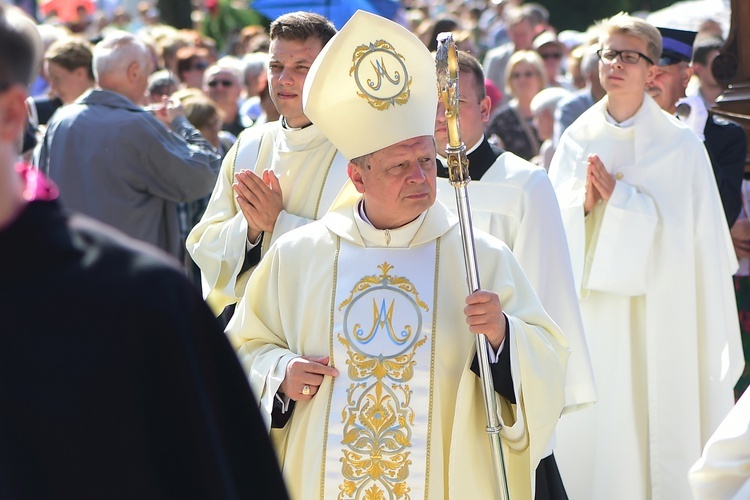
187, 12, 349, 316
548, 13, 742, 500
229, 10, 570, 499
434, 50, 596, 498
0, 6, 288, 498
533, 31, 575, 91
647, 26, 745, 226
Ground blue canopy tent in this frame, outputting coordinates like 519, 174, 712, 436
249, 0, 400, 29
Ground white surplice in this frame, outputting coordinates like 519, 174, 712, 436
436, 147, 597, 415
186, 121, 349, 312
548, 93, 743, 500
689, 388, 750, 499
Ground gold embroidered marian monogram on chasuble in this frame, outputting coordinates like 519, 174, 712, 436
303, 10, 447, 499
324, 243, 438, 500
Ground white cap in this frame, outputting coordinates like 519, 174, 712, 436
303, 10, 436, 160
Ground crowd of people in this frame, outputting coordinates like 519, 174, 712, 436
3, 0, 750, 498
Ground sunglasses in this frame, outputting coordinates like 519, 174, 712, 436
207, 79, 235, 88
510, 71, 538, 79
191, 61, 209, 71
540, 52, 563, 60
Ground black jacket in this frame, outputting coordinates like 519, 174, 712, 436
704, 114, 747, 226
0, 200, 288, 500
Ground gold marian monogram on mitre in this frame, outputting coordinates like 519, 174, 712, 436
350, 40, 412, 110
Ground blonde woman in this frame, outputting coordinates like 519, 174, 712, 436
486, 49, 548, 160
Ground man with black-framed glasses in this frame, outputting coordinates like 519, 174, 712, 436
596, 47, 654, 65
548, 12, 743, 500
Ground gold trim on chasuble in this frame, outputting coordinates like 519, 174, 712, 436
322, 239, 440, 500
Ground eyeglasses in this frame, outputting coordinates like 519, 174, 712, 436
510, 71, 537, 79
540, 52, 563, 60
207, 79, 235, 88
597, 48, 654, 65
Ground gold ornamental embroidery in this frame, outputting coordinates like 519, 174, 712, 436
336, 262, 429, 500
350, 40, 412, 110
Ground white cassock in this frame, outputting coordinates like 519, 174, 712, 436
227, 195, 570, 500
548, 93, 743, 500
436, 144, 597, 416
689, 388, 750, 499
186, 121, 349, 313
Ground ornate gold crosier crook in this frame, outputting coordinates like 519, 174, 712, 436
435, 32, 511, 500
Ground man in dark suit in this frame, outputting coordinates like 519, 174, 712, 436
647, 27, 746, 225
0, 6, 288, 498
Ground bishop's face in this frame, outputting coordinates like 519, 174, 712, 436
349, 135, 437, 230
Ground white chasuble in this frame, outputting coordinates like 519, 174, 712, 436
323, 240, 438, 500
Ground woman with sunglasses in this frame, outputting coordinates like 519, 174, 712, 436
486, 49, 547, 161
203, 59, 248, 137
175, 46, 211, 89
533, 31, 575, 91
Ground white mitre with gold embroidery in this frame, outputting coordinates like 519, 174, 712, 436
302, 10, 436, 160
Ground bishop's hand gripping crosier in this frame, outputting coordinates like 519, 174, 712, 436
436, 32, 511, 500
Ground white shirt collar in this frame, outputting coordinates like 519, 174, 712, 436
437, 135, 484, 163
355, 200, 427, 248
604, 110, 636, 128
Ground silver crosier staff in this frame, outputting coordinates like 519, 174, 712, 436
435, 32, 511, 500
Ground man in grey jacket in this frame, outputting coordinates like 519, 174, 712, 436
35, 31, 220, 259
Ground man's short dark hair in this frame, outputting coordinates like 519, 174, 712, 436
458, 50, 486, 102
0, 5, 38, 89
692, 37, 724, 65
269, 11, 337, 47
45, 36, 95, 81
